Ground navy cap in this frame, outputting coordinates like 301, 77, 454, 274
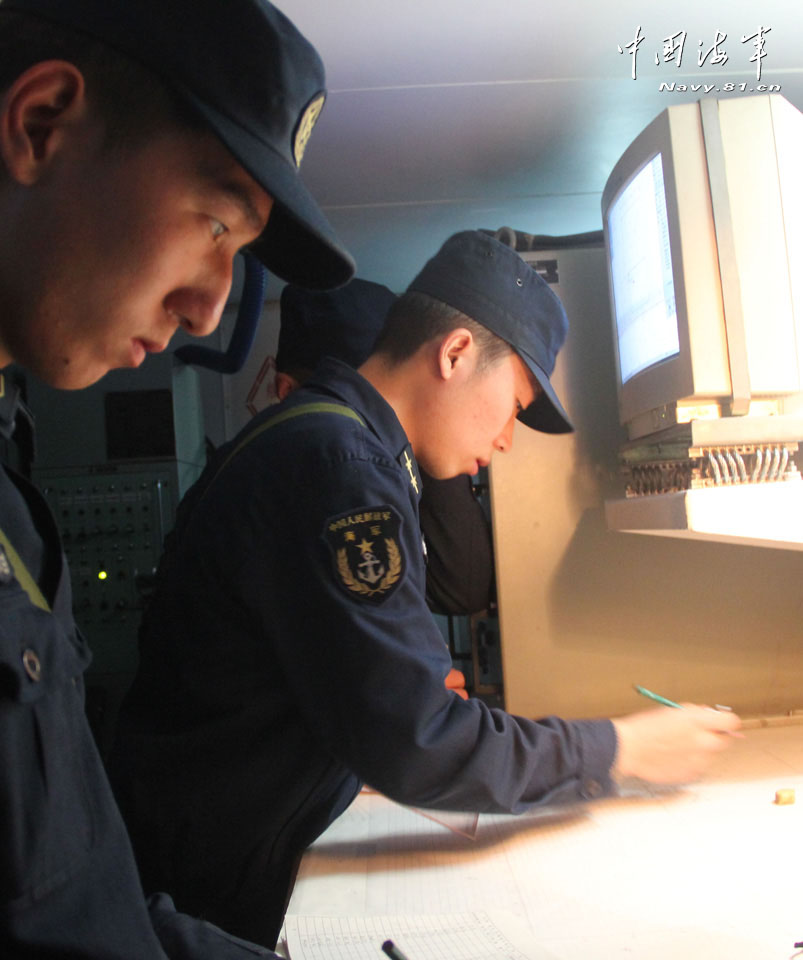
407, 231, 573, 433
277, 278, 396, 372
2, 0, 355, 290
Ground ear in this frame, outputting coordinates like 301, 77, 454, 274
274, 371, 301, 400
0, 61, 87, 185
436, 328, 474, 381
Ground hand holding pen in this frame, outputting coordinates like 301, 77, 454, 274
611, 685, 742, 785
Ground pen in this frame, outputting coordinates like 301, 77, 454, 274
634, 684, 738, 728
634, 684, 681, 709
382, 940, 411, 960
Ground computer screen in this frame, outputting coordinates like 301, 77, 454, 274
606, 153, 678, 386
602, 94, 803, 443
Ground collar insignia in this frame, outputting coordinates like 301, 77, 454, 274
0, 545, 13, 584
399, 445, 421, 496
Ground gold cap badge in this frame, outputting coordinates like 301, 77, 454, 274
293, 92, 325, 167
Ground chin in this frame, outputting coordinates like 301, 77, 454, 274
426, 464, 465, 481
416, 450, 471, 481
39, 360, 109, 392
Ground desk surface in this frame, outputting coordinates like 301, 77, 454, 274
284, 720, 803, 959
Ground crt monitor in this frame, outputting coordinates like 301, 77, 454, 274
601, 94, 803, 443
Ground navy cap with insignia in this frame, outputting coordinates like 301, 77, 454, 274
2, 0, 355, 290
277, 278, 397, 373
407, 230, 573, 434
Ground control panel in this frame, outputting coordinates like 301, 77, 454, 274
36, 462, 181, 661
34, 461, 192, 755
24, 354, 209, 755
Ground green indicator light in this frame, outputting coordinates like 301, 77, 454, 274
97, 570, 108, 581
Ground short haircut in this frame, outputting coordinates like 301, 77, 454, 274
0, 10, 206, 152
372, 290, 514, 370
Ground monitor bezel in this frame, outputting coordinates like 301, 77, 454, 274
602, 102, 731, 435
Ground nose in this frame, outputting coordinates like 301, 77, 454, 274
493, 416, 516, 454
179, 308, 220, 339
167, 255, 234, 339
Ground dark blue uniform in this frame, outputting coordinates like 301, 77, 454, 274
111, 358, 617, 948
0, 388, 275, 958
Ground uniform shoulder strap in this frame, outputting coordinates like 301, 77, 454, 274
200, 400, 366, 503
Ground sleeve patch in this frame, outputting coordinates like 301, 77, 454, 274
323, 505, 405, 604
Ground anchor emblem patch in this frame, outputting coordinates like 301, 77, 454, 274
323, 504, 404, 604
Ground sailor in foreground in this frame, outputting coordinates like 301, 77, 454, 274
0, 0, 352, 955
112, 230, 741, 948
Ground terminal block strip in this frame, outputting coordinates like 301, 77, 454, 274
621, 442, 801, 497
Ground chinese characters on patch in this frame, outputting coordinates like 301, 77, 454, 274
617, 26, 777, 93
